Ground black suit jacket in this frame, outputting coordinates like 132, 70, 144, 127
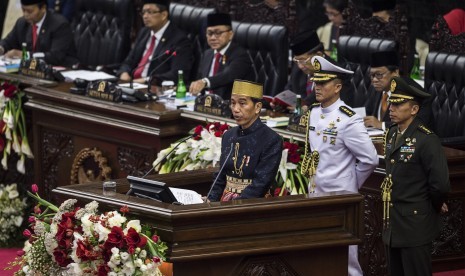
118, 23, 194, 86
383, 118, 450, 248
197, 43, 253, 100
0, 11, 77, 66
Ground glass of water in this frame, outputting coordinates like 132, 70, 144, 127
103, 181, 117, 196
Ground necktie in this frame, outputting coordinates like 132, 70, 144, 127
306, 79, 314, 95
212, 52, 222, 76
32, 24, 38, 52
395, 129, 403, 148
381, 92, 389, 119
133, 35, 156, 79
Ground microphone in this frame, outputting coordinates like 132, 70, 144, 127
126, 134, 193, 196
128, 49, 173, 90
206, 143, 234, 202
147, 50, 177, 95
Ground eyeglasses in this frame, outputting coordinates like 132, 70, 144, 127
370, 70, 389, 80
140, 9, 162, 16
206, 30, 231, 38
325, 11, 341, 17
292, 56, 312, 65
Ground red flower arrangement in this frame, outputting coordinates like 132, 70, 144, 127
9, 185, 167, 275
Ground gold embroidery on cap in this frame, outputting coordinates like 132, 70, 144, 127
390, 79, 397, 93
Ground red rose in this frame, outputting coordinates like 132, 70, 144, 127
194, 125, 203, 134
283, 141, 291, 150
2, 83, 17, 98
31, 184, 39, 193
104, 226, 126, 250
214, 130, 222, 137
120, 205, 129, 214
97, 264, 110, 276
53, 249, 71, 267
152, 235, 159, 243
126, 228, 147, 249
22, 229, 31, 238
219, 123, 229, 132
289, 153, 301, 164
76, 239, 99, 261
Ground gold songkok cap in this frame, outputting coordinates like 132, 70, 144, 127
310, 56, 353, 83
232, 80, 263, 99
388, 76, 430, 104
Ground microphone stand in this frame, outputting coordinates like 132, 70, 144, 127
126, 134, 193, 196
146, 51, 177, 95
206, 143, 234, 201
128, 50, 172, 90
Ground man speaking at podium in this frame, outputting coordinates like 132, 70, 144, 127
118, 0, 193, 88
207, 80, 282, 201
0, 0, 77, 67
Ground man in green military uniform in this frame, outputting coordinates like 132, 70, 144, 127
381, 76, 450, 276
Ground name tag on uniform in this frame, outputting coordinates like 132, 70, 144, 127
400, 146, 415, 153
309, 126, 315, 131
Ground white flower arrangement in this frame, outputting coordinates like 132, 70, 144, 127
0, 81, 34, 174
0, 183, 27, 247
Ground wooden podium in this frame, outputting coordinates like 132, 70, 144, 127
53, 169, 363, 276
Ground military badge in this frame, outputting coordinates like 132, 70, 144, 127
390, 79, 397, 93
323, 136, 327, 143
313, 59, 321, 71
330, 137, 336, 145
405, 137, 413, 146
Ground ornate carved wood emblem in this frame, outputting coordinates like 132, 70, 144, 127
70, 148, 112, 185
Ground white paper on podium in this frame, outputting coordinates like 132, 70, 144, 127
60, 70, 116, 81
169, 187, 204, 205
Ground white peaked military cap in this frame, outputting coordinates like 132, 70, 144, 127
310, 56, 353, 83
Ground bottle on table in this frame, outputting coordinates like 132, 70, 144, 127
410, 54, 421, 80
21, 42, 29, 62
176, 70, 187, 99
330, 39, 338, 62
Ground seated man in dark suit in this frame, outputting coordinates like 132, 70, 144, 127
364, 50, 432, 129
284, 31, 330, 110
0, 0, 78, 67
189, 13, 253, 100
118, 0, 193, 88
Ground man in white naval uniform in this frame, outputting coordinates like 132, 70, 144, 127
301, 56, 379, 276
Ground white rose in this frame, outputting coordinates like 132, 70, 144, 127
8, 190, 19, 199
107, 211, 127, 228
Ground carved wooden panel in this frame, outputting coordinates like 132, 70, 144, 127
235, 255, 299, 276
430, 15, 465, 55
70, 148, 112, 185
117, 147, 153, 177
359, 193, 388, 276
433, 199, 464, 256
42, 130, 73, 198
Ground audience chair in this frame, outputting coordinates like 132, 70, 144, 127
338, 36, 397, 108
72, 0, 134, 69
169, 3, 216, 82
424, 52, 465, 149
231, 21, 288, 96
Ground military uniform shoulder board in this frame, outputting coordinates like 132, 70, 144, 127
309, 103, 321, 110
339, 106, 355, 117
418, 124, 433, 135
